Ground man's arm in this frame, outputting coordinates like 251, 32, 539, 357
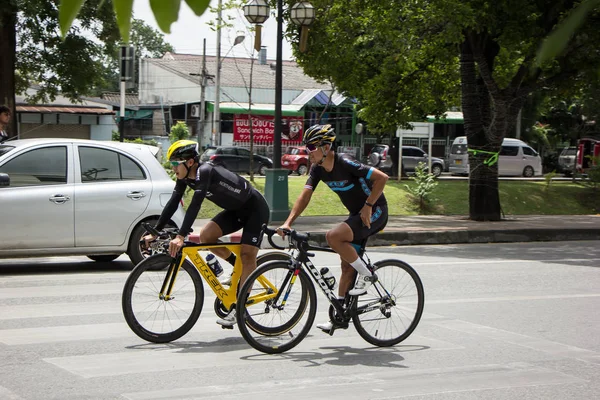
365, 168, 388, 206
155, 180, 185, 231
281, 187, 313, 227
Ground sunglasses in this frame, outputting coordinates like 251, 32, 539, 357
306, 144, 320, 152
170, 160, 187, 167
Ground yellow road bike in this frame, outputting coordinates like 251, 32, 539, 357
121, 224, 292, 343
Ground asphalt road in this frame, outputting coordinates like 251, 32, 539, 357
0, 241, 598, 399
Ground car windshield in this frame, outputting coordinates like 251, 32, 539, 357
288, 148, 303, 155
371, 146, 386, 154
562, 148, 577, 156
451, 144, 468, 154
203, 149, 217, 157
0, 145, 15, 157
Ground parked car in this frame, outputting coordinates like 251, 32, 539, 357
200, 146, 273, 175
0, 138, 184, 264
558, 146, 577, 176
576, 137, 600, 174
449, 136, 542, 177
282, 146, 310, 175
368, 144, 445, 177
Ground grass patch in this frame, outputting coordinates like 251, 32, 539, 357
185, 176, 599, 218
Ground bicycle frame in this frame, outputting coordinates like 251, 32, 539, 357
161, 242, 269, 312
259, 229, 391, 326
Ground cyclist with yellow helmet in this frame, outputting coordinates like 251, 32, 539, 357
145, 140, 270, 327
277, 124, 389, 333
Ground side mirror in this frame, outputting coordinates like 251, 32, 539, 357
0, 173, 9, 187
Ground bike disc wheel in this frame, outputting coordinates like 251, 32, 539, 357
236, 261, 316, 354
352, 259, 424, 347
122, 254, 204, 343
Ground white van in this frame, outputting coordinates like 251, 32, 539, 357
449, 136, 542, 177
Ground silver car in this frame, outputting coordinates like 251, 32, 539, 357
368, 144, 445, 177
0, 139, 184, 264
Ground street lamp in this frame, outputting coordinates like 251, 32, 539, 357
243, 0, 270, 52
290, 2, 316, 52
244, 0, 315, 221
213, 27, 244, 146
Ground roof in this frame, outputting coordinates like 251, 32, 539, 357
206, 102, 304, 116
16, 105, 114, 115
98, 92, 140, 106
290, 89, 353, 107
148, 53, 331, 91
0, 138, 156, 154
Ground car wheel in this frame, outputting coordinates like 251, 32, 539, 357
431, 164, 443, 177
127, 219, 176, 266
297, 164, 308, 175
87, 255, 120, 262
259, 164, 268, 176
523, 166, 534, 177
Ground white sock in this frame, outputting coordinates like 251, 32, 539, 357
350, 257, 372, 276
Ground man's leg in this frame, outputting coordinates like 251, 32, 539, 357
200, 221, 234, 260
239, 243, 259, 287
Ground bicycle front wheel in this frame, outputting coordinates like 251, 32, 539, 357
122, 254, 204, 343
352, 259, 424, 347
236, 261, 316, 354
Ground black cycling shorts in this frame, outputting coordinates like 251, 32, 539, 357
344, 203, 388, 251
211, 189, 270, 247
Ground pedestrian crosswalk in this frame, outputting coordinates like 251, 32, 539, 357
0, 253, 595, 400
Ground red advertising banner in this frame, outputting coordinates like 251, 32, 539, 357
234, 114, 304, 142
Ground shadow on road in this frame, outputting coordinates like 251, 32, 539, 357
0, 259, 133, 275
240, 342, 429, 368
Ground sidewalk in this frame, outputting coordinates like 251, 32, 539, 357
192, 215, 600, 248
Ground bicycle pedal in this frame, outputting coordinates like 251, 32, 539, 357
221, 325, 234, 330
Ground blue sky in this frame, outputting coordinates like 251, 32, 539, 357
133, 0, 295, 60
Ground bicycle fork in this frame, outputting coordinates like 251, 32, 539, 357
159, 255, 181, 301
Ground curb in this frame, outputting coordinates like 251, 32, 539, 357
301, 229, 600, 248
189, 229, 600, 248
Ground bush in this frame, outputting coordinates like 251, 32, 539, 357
111, 131, 158, 147
169, 121, 190, 143
405, 162, 438, 214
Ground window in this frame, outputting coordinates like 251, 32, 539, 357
221, 147, 236, 155
237, 148, 251, 157
79, 147, 145, 182
451, 144, 468, 154
403, 148, 421, 157
500, 146, 519, 156
0, 146, 67, 187
523, 147, 537, 156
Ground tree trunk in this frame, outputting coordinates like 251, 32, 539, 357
460, 38, 502, 221
0, 0, 17, 136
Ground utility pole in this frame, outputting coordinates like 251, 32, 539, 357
213, 0, 223, 146
200, 38, 207, 144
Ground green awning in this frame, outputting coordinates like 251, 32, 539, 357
207, 102, 304, 117
426, 112, 463, 124
116, 109, 153, 121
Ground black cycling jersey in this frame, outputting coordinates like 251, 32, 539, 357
305, 152, 386, 215
156, 162, 254, 236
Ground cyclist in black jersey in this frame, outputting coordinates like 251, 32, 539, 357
143, 140, 270, 327
277, 124, 389, 333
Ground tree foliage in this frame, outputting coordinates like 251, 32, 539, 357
291, 0, 600, 220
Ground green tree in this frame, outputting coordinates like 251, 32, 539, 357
292, 0, 600, 221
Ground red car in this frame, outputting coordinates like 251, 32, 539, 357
281, 146, 310, 175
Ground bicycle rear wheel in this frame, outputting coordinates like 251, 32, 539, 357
352, 259, 424, 347
122, 254, 204, 343
236, 261, 316, 354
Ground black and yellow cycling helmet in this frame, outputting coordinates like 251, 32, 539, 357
167, 140, 199, 161
302, 124, 336, 148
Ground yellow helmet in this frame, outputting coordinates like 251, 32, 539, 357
166, 140, 199, 161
